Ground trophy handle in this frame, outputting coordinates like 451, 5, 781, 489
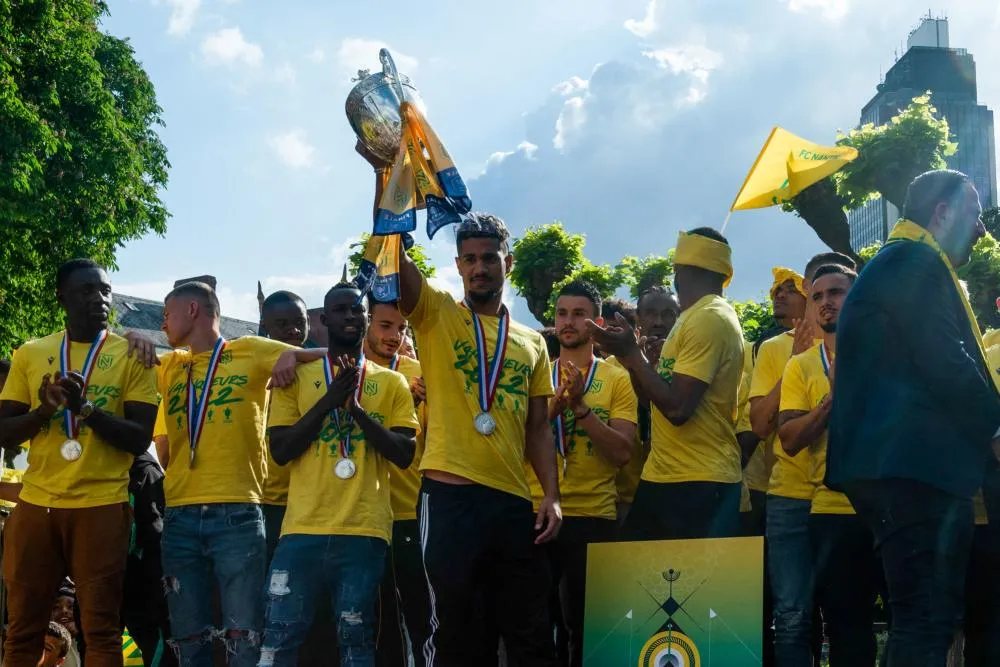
379, 48, 406, 103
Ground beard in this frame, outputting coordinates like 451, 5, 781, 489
560, 332, 589, 349
820, 321, 837, 334
467, 286, 501, 304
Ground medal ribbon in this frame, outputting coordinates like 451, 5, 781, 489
819, 342, 831, 378
323, 353, 367, 460
464, 301, 509, 417
389, 355, 399, 372
60, 329, 110, 440
186, 337, 227, 460
551, 357, 600, 460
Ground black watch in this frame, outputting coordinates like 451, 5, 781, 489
79, 401, 96, 420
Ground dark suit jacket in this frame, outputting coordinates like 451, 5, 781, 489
827, 240, 1000, 498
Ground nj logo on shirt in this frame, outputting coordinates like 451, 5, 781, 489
98, 354, 114, 370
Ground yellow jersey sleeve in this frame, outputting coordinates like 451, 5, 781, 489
245, 336, 294, 377
609, 370, 638, 423
0, 347, 31, 405
268, 381, 303, 429
403, 272, 450, 330
778, 355, 811, 414
529, 337, 555, 398
154, 401, 167, 439
385, 371, 421, 433
122, 356, 159, 406
749, 336, 785, 400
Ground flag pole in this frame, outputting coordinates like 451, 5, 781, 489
719, 211, 733, 235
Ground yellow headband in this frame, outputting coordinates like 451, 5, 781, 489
674, 232, 734, 287
770, 267, 805, 299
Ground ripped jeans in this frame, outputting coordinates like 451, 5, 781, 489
259, 534, 387, 667
161, 503, 267, 667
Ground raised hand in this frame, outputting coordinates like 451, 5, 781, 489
792, 317, 815, 356
37, 374, 67, 417
57, 371, 88, 414
410, 376, 426, 406
327, 355, 360, 411
586, 313, 639, 360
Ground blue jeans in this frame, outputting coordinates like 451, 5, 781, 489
161, 503, 267, 667
766, 495, 814, 667
259, 534, 387, 667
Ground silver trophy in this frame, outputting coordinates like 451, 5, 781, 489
345, 49, 426, 164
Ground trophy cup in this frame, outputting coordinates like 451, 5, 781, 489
345, 49, 426, 164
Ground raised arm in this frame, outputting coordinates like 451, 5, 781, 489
269, 365, 358, 465
60, 371, 155, 456
778, 401, 831, 457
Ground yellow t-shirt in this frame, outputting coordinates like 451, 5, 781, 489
750, 332, 814, 500
268, 359, 419, 542
0, 468, 24, 509
403, 278, 554, 501
526, 360, 637, 519
158, 336, 291, 507
644, 295, 743, 484
780, 346, 853, 515
0, 332, 158, 508
739, 345, 772, 495
378, 355, 426, 521
605, 356, 646, 505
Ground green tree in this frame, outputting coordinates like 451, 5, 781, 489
732, 299, 778, 343
618, 252, 675, 299
348, 233, 436, 279
545, 261, 626, 323
783, 94, 956, 267
981, 206, 1000, 240
509, 223, 586, 324
1, 0, 170, 356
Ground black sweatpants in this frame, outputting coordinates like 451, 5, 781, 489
545, 517, 617, 667
622, 480, 741, 541
376, 519, 432, 667
810, 513, 883, 667
417, 478, 557, 667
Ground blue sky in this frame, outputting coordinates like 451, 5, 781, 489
105, 0, 1000, 324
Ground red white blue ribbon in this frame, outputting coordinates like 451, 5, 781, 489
60, 329, 109, 439
464, 301, 509, 418
819, 342, 831, 378
186, 337, 226, 461
389, 355, 399, 372
323, 353, 367, 459
551, 357, 600, 460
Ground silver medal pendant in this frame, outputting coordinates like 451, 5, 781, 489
61, 439, 83, 462
474, 412, 497, 436
335, 458, 357, 480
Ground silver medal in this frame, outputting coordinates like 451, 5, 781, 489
474, 412, 497, 436
61, 439, 83, 462
335, 458, 357, 479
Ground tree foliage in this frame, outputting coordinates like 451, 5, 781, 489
981, 207, 1000, 240
545, 261, 626, 323
782, 94, 955, 267
618, 252, 675, 299
348, 233, 437, 280
732, 299, 779, 343
1, 0, 170, 356
510, 223, 586, 324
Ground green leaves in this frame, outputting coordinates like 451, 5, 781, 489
347, 233, 437, 280
731, 299, 778, 343
1, 1, 170, 356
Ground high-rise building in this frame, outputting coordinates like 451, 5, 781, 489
848, 16, 997, 250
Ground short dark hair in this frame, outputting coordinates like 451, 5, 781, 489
903, 169, 972, 228
804, 252, 857, 281
324, 279, 361, 308
46, 622, 72, 659
811, 263, 858, 284
455, 213, 511, 254
538, 327, 560, 360
637, 285, 677, 312
601, 298, 636, 327
0, 359, 10, 375
556, 280, 602, 316
166, 281, 220, 317
687, 227, 730, 245
366, 294, 400, 316
262, 291, 305, 313
56, 259, 104, 292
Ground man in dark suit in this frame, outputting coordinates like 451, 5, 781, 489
828, 169, 1000, 666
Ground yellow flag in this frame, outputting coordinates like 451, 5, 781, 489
730, 127, 858, 211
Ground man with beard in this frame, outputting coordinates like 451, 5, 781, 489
0, 259, 158, 667
527, 280, 636, 667
590, 229, 743, 540
364, 297, 432, 667
396, 214, 560, 666
829, 169, 1000, 665
259, 280, 418, 666
779, 265, 882, 666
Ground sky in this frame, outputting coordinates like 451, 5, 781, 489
105, 0, 1000, 324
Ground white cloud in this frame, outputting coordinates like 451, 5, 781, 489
267, 129, 316, 169
624, 0, 659, 37
553, 76, 590, 96
336, 38, 418, 81
272, 63, 297, 86
164, 0, 200, 36
306, 47, 326, 64
786, 0, 850, 22
201, 27, 263, 67
428, 265, 465, 302
553, 96, 587, 152
641, 44, 723, 82
481, 141, 539, 174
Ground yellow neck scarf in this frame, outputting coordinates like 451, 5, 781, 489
674, 232, 734, 287
886, 218, 996, 390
